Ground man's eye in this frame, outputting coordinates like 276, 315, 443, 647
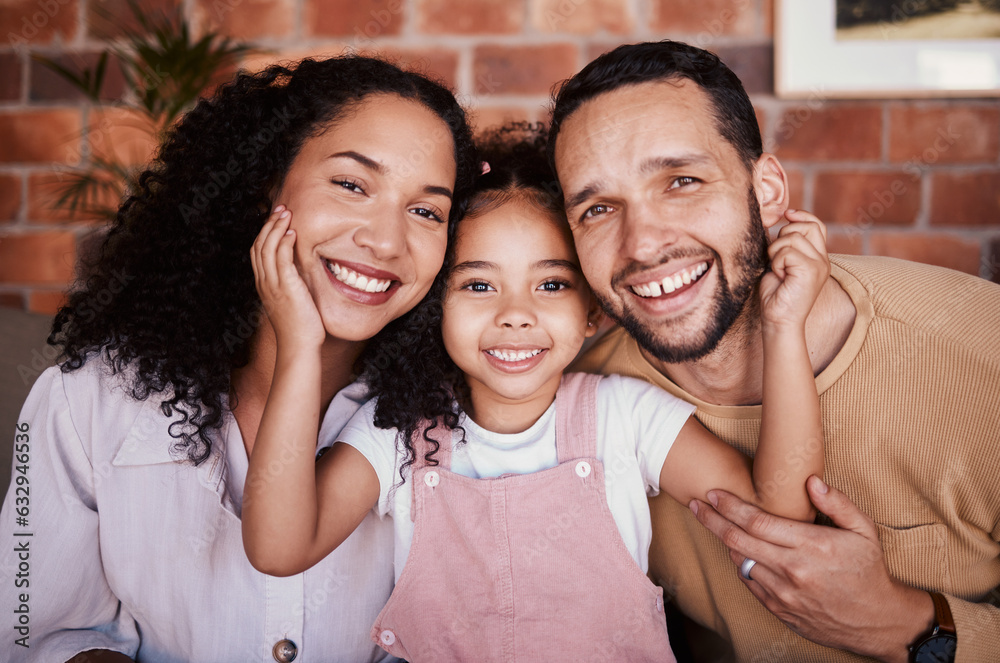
582, 204, 612, 220
669, 176, 698, 189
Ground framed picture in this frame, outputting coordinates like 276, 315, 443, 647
776, 0, 1000, 98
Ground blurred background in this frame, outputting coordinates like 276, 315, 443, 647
2, 0, 999, 315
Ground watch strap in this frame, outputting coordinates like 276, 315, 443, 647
930, 591, 956, 636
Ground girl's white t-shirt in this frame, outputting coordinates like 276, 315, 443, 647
337, 373, 696, 581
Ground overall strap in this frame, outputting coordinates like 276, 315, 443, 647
554, 372, 602, 463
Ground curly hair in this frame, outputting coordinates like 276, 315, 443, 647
52, 55, 477, 464
359, 122, 561, 481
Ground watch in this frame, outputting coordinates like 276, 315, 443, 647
909, 591, 957, 663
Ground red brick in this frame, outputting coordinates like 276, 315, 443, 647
531, 0, 633, 34
814, 171, 921, 228
650, 0, 758, 37
27, 170, 119, 223
773, 104, 882, 162
194, 0, 293, 39
783, 166, 804, 212
29, 52, 127, 102
761, 0, 773, 36
0, 175, 21, 222
306, 0, 404, 38
826, 230, 863, 256
889, 105, 1000, 164
585, 42, 622, 63
0, 293, 24, 309
471, 106, 545, 135
930, 172, 1000, 227
868, 233, 981, 275
0, 52, 22, 101
419, 0, 523, 33
714, 45, 773, 95
0, 232, 77, 284
0, 110, 83, 164
0, 0, 79, 46
474, 44, 578, 95
85, 0, 178, 39
356, 47, 460, 91
89, 108, 158, 167
27, 289, 67, 314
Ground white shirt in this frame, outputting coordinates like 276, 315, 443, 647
339, 374, 696, 582
0, 362, 396, 663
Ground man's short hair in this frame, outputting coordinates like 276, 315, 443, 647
548, 40, 763, 174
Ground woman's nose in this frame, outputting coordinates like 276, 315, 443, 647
353, 207, 407, 259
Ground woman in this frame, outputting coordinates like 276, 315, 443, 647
0, 55, 476, 662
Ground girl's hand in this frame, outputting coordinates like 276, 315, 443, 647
251, 206, 326, 351
759, 209, 831, 332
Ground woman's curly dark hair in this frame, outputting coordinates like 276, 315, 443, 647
358, 122, 562, 481
52, 54, 477, 464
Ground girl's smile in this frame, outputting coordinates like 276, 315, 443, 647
441, 197, 599, 433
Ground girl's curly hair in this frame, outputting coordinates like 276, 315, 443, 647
52, 55, 477, 464
359, 122, 562, 481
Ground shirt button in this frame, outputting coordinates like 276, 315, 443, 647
380, 629, 396, 646
575, 461, 591, 478
424, 470, 440, 487
272, 639, 298, 662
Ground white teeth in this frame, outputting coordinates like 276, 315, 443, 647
629, 261, 709, 298
325, 261, 392, 293
486, 348, 543, 362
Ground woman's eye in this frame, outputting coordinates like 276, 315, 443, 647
333, 179, 364, 194
411, 207, 445, 223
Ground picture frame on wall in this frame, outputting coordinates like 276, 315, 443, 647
776, 0, 1000, 98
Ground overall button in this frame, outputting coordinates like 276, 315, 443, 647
424, 470, 440, 487
575, 461, 591, 478
380, 629, 397, 646
272, 638, 298, 662
656, 596, 664, 612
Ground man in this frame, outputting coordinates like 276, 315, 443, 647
550, 41, 1000, 662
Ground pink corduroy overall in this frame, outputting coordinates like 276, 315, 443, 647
370, 372, 676, 662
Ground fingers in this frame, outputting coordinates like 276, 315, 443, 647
689, 496, 789, 568
702, 490, 805, 548
806, 476, 878, 540
767, 231, 830, 283
781, 208, 828, 248
252, 206, 293, 295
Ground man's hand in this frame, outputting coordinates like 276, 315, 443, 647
689, 475, 935, 663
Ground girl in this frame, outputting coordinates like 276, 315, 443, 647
243, 126, 829, 661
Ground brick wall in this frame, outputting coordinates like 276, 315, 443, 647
2, 0, 999, 313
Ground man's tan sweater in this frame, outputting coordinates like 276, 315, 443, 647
573, 255, 1000, 662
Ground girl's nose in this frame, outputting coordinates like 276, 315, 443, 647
496, 293, 536, 329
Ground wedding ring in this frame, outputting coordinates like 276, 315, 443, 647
740, 557, 757, 580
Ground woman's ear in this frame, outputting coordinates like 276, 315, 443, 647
585, 296, 604, 338
753, 154, 789, 231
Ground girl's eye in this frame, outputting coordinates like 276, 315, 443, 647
333, 179, 364, 194
411, 206, 445, 224
462, 281, 494, 293
539, 280, 570, 292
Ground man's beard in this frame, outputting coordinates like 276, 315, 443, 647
594, 187, 769, 364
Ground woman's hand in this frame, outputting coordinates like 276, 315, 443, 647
759, 209, 830, 332
251, 206, 326, 351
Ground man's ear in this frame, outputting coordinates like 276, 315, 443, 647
753, 153, 788, 231
585, 295, 604, 338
